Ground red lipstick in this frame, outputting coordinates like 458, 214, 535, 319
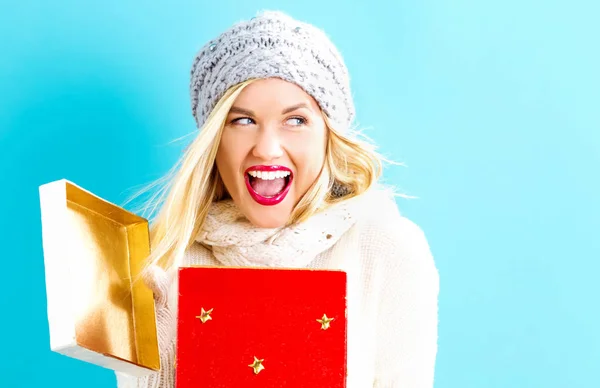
244, 165, 293, 206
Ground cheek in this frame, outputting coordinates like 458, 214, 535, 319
290, 130, 327, 182
215, 132, 246, 182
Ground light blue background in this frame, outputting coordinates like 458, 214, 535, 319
1, 1, 598, 387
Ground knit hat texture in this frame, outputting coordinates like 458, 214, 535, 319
189, 10, 355, 132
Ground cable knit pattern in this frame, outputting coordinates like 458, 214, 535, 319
114, 189, 439, 387
189, 10, 355, 132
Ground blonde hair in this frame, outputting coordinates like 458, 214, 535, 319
131, 78, 391, 277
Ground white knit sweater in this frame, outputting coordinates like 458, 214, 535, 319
115, 192, 439, 387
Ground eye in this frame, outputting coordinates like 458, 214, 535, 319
231, 117, 255, 125
286, 116, 307, 126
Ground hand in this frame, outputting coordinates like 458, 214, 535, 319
142, 264, 177, 352
142, 263, 171, 308
115, 264, 177, 387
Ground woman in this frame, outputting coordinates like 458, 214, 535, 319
117, 10, 439, 388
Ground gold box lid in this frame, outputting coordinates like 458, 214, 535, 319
39, 179, 160, 376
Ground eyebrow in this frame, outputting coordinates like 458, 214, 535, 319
229, 103, 311, 116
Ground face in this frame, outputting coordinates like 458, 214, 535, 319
215, 78, 328, 228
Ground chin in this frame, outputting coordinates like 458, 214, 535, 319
244, 202, 294, 229
248, 215, 289, 229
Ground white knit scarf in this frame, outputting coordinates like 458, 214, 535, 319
195, 191, 374, 268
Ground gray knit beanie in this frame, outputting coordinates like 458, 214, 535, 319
189, 10, 355, 132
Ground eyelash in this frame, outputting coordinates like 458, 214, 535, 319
230, 117, 255, 125
286, 116, 307, 126
230, 116, 308, 126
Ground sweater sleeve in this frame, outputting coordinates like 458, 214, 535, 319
373, 216, 440, 388
115, 265, 177, 388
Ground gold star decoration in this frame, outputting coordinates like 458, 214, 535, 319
317, 314, 334, 330
195, 307, 213, 323
248, 356, 265, 374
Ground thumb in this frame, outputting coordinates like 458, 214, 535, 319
142, 264, 170, 308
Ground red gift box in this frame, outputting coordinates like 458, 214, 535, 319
175, 266, 347, 388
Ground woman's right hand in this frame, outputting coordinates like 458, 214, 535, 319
115, 264, 177, 388
143, 263, 177, 355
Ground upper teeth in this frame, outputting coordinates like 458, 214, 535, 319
248, 170, 291, 180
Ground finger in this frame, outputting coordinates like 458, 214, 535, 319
142, 264, 170, 307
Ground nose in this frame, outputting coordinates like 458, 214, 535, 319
252, 127, 284, 161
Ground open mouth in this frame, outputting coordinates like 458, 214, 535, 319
244, 165, 293, 206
